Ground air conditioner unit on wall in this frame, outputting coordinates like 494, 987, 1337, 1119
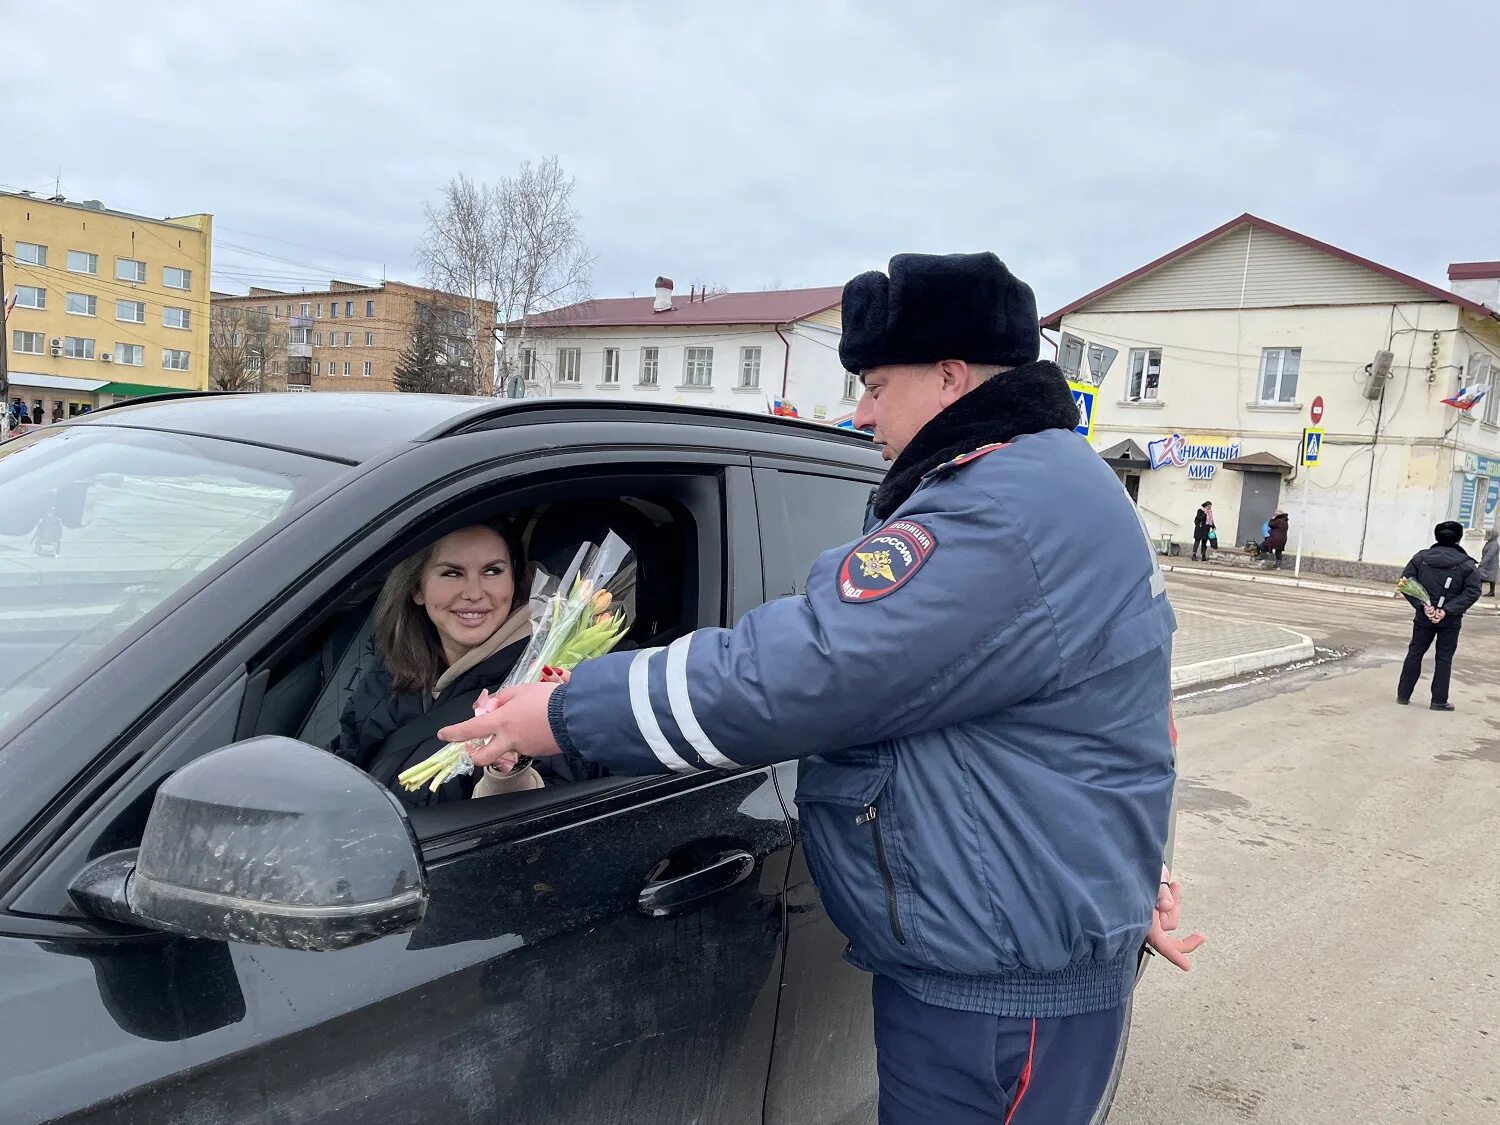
49, 347, 62, 357
100, 353, 113, 363
49, 338, 62, 347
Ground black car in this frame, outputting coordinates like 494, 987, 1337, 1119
0, 394, 1134, 1124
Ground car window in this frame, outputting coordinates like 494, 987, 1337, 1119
0, 427, 340, 737
769, 471, 876, 594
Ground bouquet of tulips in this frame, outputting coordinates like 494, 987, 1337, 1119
1395, 576, 1431, 604
398, 532, 634, 794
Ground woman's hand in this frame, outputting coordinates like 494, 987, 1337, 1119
540, 666, 572, 684
439, 681, 563, 769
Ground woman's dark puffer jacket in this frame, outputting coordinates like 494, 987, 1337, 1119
331, 638, 603, 808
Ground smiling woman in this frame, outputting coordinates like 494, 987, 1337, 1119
332, 521, 551, 807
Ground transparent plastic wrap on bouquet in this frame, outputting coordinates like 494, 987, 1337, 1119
500, 530, 636, 688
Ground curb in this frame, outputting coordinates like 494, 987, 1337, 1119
1163, 564, 1394, 600
1171, 633, 1317, 690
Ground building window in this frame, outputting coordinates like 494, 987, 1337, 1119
163, 306, 191, 330
328, 361, 337, 376
683, 347, 714, 387
64, 336, 96, 360
67, 250, 98, 274
116, 258, 146, 283
739, 346, 762, 389
344, 331, 352, 346
520, 347, 536, 381
15, 241, 46, 267
843, 370, 860, 401
1467, 354, 1500, 426
343, 361, 351, 377
289, 327, 309, 345
274, 304, 282, 318
1127, 348, 1162, 401
639, 347, 659, 386
14, 285, 44, 309
602, 347, 620, 384
1259, 347, 1301, 404
365, 331, 375, 346
115, 343, 144, 367
365, 300, 375, 317
314, 331, 323, 346
362, 361, 372, 378
555, 347, 582, 383
300, 302, 311, 317
163, 266, 192, 290
162, 348, 191, 371
12, 330, 44, 355
116, 298, 146, 323
329, 333, 338, 348
345, 301, 354, 317
330, 303, 339, 319
65, 293, 98, 317
317, 303, 324, 318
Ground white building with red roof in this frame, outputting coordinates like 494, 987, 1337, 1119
1044, 214, 1500, 574
505, 277, 857, 422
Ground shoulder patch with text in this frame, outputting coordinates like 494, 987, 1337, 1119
838, 520, 938, 603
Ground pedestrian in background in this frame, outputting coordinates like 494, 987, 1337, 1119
1261, 509, 1289, 569
1479, 527, 1498, 598
1397, 521, 1483, 711
440, 251, 1198, 1124
1191, 501, 1215, 561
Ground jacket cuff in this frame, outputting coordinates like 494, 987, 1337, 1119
548, 683, 581, 759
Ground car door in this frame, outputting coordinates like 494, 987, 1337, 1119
750, 457, 888, 1125
1, 434, 792, 1125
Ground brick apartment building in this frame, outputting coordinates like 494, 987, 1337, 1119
211, 280, 496, 393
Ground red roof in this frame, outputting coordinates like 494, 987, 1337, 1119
1041, 213, 1499, 328
1448, 261, 1500, 281
525, 285, 843, 329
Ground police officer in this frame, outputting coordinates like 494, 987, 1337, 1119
442, 253, 1192, 1124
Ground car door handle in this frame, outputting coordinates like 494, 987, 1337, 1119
637, 849, 756, 918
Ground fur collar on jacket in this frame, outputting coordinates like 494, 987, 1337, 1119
871, 360, 1080, 520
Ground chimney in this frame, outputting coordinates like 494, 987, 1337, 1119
1448, 262, 1500, 309
653, 276, 674, 313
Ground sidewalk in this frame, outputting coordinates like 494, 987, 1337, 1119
1163, 556, 1395, 600
1171, 608, 1315, 689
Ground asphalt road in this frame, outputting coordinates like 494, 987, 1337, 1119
1109, 574, 1500, 1124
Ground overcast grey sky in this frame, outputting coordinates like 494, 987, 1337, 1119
7, 0, 1496, 316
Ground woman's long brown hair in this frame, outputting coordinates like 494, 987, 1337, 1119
375, 521, 525, 694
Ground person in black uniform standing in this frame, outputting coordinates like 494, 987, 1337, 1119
1396, 521, 1483, 711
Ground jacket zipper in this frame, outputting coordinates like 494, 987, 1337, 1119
855, 805, 907, 945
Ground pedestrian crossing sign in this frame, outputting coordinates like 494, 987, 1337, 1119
1302, 427, 1324, 467
1069, 381, 1096, 441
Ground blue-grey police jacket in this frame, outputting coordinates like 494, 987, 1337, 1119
550, 428, 1177, 1018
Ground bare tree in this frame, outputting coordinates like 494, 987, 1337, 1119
418, 157, 592, 398
209, 305, 286, 392
417, 174, 495, 380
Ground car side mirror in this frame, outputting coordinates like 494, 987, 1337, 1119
69, 737, 427, 952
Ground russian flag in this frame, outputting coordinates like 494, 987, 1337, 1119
1442, 384, 1489, 411
770, 397, 799, 418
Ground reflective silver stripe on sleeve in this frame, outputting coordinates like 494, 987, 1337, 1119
665, 635, 740, 769
628, 648, 698, 773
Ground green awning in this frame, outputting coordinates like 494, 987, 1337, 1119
96, 381, 196, 399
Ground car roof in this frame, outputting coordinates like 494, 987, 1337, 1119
74, 392, 873, 464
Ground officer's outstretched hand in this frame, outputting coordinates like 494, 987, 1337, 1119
1146, 871, 1205, 972
438, 681, 564, 769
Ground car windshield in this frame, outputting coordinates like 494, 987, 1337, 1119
0, 425, 341, 735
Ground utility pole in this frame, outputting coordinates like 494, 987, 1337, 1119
0, 234, 11, 438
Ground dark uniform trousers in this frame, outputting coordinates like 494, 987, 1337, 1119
1398, 617, 1462, 705
872, 975, 1127, 1124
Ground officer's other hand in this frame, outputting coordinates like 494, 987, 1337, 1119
1147, 874, 1205, 972
438, 682, 564, 767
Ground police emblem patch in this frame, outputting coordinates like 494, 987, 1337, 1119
838, 520, 937, 603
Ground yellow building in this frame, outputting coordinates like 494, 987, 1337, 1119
2, 190, 212, 422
